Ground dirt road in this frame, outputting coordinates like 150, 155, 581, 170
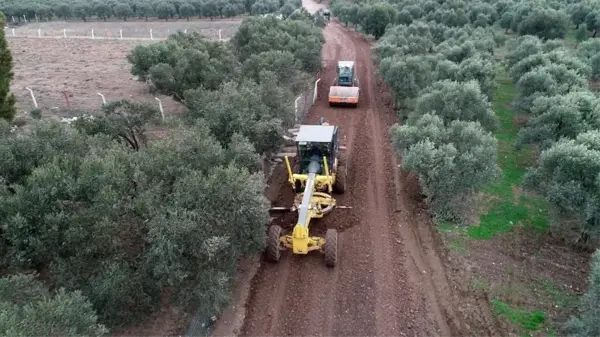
238, 18, 471, 337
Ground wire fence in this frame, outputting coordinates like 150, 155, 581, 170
5, 26, 228, 41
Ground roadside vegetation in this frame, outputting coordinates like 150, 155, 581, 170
0, 9, 326, 336
0, 0, 303, 22
329, 0, 599, 335
2, 0, 600, 334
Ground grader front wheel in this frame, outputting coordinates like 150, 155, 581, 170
266, 225, 282, 262
324, 229, 338, 267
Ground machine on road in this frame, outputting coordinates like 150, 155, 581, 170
266, 120, 349, 267
328, 60, 360, 107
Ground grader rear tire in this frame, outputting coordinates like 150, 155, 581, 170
324, 229, 338, 267
266, 225, 282, 263
334, 154, 347, 194
333, 167, 346, 194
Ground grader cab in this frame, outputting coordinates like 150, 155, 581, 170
266, 121, 348, 267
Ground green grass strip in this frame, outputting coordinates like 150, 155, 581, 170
491, 299, 546, 332
467, 65, 549, 239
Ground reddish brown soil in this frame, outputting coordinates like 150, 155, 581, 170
238, 20, 490, 337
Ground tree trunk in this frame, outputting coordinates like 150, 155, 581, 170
186, 16, 189, 21
593, 30, 597, 38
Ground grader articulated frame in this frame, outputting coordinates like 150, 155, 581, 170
266, 121, 349, 267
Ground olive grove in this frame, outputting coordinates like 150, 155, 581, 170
329, 0, 503, 222
0, 12, 325, 336
505, 34, 600, 246
500, 16, 600, 336
0, 0, 295, 22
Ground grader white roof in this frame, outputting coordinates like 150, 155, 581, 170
338, 61, 355, 68
295, 125, 336, 143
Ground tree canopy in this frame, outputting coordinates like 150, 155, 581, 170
390, 114, 500, 221
0, 11, 325, 335
0, 0, 285, 22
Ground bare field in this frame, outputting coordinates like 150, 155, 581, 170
7, 19, 241, 117
8, 37, 182, 116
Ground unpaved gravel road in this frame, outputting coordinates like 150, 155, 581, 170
238, 9, 470, 337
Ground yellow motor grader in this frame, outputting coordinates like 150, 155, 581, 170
266, 120, 349, 267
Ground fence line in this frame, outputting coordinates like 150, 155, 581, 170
6, 27, 224, 41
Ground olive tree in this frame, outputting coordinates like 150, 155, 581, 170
184, 73, 293, 155
515, 91, 600, 150
505, 35, 543, 68
114, 3, 134, 21
513, 64, 588, 114
524, 131, 600, 243
517, 8, 569, 40
377, 55, 435, 109
373, 22, 435, 61
569, 2, 591, 29
231, 15, 324, 73
577, 39, 600, 80
128, 32, 239, 100
510, 50, 591, 84
0, 274, 108, 336
0, 12, 15, 122
415, 79, 499, 131
360, 2, 396, 39
390, 114, 501, 222
456, 53, 496, 100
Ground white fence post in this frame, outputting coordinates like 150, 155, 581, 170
63, 28, 66, 38
184, 28, 187, 34
150, 29, 153, 40
91, 29, 95, 39
11, 28, 14, 37
218, 29, 222, 41
25, 87, 38, 108
35, 14, 38, 22
313, 78, 321, 104
294, 96, 301, 123
120, 29, 123, 39
97, 93, 106, 105
155, 97, 164, 121
37, 28, 41, 37
23, 15, 27, 23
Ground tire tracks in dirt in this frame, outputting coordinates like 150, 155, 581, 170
348, 28, 462, 336
240, 19, 466, 337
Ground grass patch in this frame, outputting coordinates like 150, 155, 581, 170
491, 299, 546, 333
538, 279, 579, 310
564, 28, 578, 49
467, 65, 549, 239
